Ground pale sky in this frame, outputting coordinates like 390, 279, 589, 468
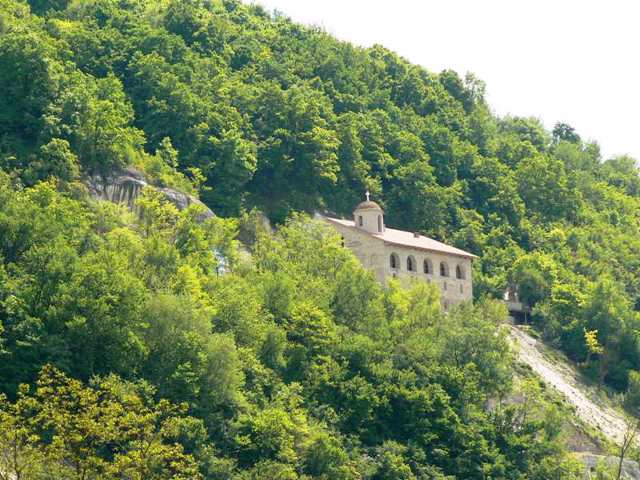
252, 0, 640, 161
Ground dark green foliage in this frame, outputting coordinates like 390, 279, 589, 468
24, 138, 80, 184
1, 0, 640, 476
553, 122, 581, 144
26, 0, 69, 15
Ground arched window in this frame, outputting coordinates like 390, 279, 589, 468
390, 253, 399, 269
377, 215, 382, 232
423, 259, 432, 274
440, 262, 449, 277
456, 265, 465, 280
407, 255, 416, 272
358, 215, 363, 227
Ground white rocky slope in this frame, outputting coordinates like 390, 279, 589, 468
510, 325, 640, 478
509, 325, 629, 445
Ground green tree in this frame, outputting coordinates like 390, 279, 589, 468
624, 370, 640, 414
69, 74, 145, 173
600, 155, 640, 197
0, 366, 202, 479
515, 154, 578, 221
552, 122, 581, 144
509, 252, 558, 307
251, 83, 340, 220
24, 138, 80, 184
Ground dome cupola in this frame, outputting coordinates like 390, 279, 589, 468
354, 191, 384, 234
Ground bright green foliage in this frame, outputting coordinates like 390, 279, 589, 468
24, 138, 80, 185
509, 252, 558, 307
2, 0, 640, 476
600, 155, 640, 196
584, 329, 604, 360
0, 180, 582, 478
0, 365, 202, 479
625, 370, 640, 414
515, 154, 578, 221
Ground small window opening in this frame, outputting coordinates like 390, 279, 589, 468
423, 259, 432, 274
440, 262, 449, 277
407, 256, 416, 272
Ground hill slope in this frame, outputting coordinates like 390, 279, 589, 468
1, 0, 640, 477
2, 2, 640, 398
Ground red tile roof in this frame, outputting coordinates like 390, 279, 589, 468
326, 217, 477, 259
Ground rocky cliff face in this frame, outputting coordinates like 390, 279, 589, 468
86, 167, 214, 220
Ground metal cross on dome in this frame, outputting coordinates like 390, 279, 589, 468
365, 190, 370, 202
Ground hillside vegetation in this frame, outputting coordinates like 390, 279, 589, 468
1, 0, 640, 477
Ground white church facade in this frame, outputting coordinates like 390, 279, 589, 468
325, 197, 476, 308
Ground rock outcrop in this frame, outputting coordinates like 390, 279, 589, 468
579, 453, 640, 479
86, 167, 214, 220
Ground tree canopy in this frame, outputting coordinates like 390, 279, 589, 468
2, 0, 640, 476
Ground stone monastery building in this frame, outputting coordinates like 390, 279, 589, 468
325, 195, 476, 308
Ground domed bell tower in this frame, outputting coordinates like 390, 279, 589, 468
353, 191, 384, 234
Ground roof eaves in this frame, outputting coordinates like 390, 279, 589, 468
325, 216, 477, 259
381, 239, 477, 259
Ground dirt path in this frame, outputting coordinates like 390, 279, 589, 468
509, 325, 629, 445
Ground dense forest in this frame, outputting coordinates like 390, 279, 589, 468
1, 0, 640, 477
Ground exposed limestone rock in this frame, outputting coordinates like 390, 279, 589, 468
86, 167, 214, 220
87, 167, 147, 209
579, 453, 640, 479
509, 326, 640, 478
